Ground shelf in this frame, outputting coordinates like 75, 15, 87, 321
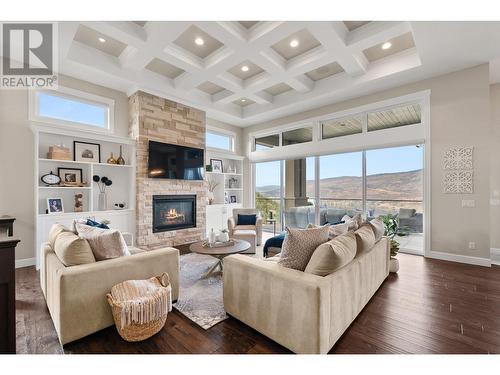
224, 188, 243, 191
39, 186, 91, 190
39, 158, 134, 168
206, 171, 242, 176
37, 208, 135, 218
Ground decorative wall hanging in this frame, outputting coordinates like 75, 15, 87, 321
443, 146, 473, 170
443, 171, 474, 194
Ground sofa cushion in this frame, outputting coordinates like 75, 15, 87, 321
234, 225, 257, 231
238, 214, 257, 225
304, 232, 357, 276
354, 224, 376, 255
307, 222, 349, 240
75, 223, 130, 261
85, 219, 110, 229
399, 208, 416, 219
54, 231, 96, 266
369, 217, 385, 242
278, 225, 330, 271
48, 223, 73, 248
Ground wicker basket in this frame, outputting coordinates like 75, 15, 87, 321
106, 272, 171, 342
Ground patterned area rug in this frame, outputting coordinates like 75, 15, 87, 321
173, 253, 228, 329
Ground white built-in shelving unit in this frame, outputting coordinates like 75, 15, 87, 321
32, 124, 136, 268
205, 151, 245, 235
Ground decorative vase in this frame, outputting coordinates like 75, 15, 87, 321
209, 229, 216, 244
117, 146, 125, 165
207, 191, 214, 205
219, 231, 229, 242
98, 192, 107, 211
107, 153, 117, 164
389, 258, 399, 273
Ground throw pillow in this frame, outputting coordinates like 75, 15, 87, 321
54, 231, 96, 266
341, 214, 363, 231
75, 223, 130, 261
307, 222, 349, 240
237, 214, 257, 226
304, 232, 357, 276
354, 224, 376, 256
86, 219, 110, 229
369, 217, 385, 242
278, 225, 330, 271
48, 223, 73, 248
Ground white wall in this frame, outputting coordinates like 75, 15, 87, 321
243, 64, 492, 262
0, 68, 130, 263
490, 83, 500, 251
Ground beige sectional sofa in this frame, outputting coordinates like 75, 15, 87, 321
223, 235, 390, 354
40, 242, 179, 345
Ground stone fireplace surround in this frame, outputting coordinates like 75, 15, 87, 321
129, 91, 207, 249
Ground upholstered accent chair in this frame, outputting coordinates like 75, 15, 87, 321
227, 208, 263, 246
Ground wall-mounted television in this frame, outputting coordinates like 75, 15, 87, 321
147, 140, 204, 180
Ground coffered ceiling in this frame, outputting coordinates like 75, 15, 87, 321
57, 21, 500, 127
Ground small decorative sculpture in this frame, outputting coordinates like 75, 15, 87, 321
107, 152, 117, 164
74, 193, 83, 212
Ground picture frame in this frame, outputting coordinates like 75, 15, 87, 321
224, 191, 229, 204
47, 198, 64, 214
230, 195, 237, 203
210, 159, 223, 173
58, 167, 83, 184
74, 141, 101, 163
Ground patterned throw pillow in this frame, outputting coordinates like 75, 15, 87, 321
307, 222, 349, 239
75, 223, 130, 261
278, 225, 330, 271
341, 214, 363, 231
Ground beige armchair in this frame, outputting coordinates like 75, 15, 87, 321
227, 208, 263, 246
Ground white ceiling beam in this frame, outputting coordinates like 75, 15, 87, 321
346, 21, 412, 51
288, 74, 314, 93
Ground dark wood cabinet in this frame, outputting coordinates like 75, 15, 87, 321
0, 216, 19, 354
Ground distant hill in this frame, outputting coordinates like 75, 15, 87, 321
257, 170, 423, 201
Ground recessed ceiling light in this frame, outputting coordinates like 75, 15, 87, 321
290, 39, 299, 48
241, 99, 246, 102
98, 37, 106, 43
241, 65, 249, 72
195, 37, 204, 46
382, 41, 392, 50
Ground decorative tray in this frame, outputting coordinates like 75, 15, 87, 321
202, 240, 235, 248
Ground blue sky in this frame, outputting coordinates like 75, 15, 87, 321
39, 93, 106, 127
206, 132, 231, 150
256, 145, 423, 187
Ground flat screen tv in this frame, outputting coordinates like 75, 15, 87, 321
148, 140, 204, 180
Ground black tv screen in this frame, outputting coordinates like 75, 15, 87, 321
148, 141, 204, 180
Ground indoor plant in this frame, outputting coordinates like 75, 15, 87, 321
380, 214, 405, 273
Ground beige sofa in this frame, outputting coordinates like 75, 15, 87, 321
40, 242, 179, 345
223, 237, 390, 354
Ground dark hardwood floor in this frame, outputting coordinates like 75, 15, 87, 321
15, 253, 500, 354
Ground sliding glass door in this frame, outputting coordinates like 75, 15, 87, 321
255, 161, 282, 234
366, 145, 424, 254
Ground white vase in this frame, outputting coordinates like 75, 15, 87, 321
220, 231, 229, 242
209, 229, 216, 244
98, 192, 107, 211
389, 258, 399, 273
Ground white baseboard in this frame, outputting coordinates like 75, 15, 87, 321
399, 248, 424, 256
15, 257, 36, 269
427, 251, 491, 267
491, 248, 500, 266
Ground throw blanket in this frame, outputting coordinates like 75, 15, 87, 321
108, 273, 172, 328
263, 232, 285, 257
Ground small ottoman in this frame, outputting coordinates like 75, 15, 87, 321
232, 229, 256, 254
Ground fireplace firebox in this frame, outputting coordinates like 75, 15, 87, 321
152, 195, 196, 233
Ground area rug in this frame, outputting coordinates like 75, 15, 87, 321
173, 253, 228, 329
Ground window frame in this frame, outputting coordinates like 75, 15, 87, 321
29, 86, 115, 134
205, 128, 236, 153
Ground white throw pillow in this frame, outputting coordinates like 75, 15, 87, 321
369, 217, 385, 242
75, 223, 130, 261
278, 225, 330, 271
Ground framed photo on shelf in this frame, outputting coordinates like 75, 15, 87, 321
210, 159, 223, 173
230, 195, 237, 203
74, 141, 101, 163
58, 167, 83, 184
47, 198, 64, 214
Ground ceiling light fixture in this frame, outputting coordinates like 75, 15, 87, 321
382, 41, 392, 50
290, 39, 299, 48
241, 65, 249, 72
195, 37, 204, 46
241, 99, 246, 102
98, 37, 106, 43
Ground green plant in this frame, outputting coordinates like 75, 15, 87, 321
380, 214, 405, 258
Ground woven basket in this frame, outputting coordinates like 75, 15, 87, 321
106, 273, 171, 342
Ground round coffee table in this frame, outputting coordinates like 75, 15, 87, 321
189, 239, 250, 278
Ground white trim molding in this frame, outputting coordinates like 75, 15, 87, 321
491, 248, 500, 266
427, 251, 491, 267
15, 257, 36, 269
